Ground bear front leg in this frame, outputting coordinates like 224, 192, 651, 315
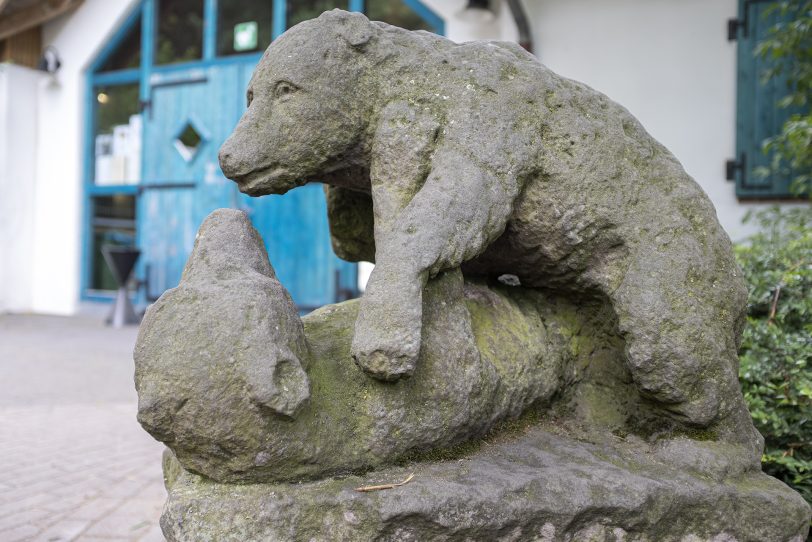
349, 101, 439, 380
352, 140, 520, 381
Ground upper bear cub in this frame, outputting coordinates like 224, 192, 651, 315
218, 10, 757, 447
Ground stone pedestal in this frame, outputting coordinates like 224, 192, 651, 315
160, 426, 809, 542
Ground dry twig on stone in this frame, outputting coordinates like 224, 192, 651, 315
355, 473, 415, 492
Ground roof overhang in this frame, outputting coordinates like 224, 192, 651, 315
0, 0, 84, 41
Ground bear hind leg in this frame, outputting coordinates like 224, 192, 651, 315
610, 276, 731, 427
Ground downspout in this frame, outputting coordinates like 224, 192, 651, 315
506, 0, 533, 54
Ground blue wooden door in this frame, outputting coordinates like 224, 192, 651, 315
139, 61, 357, 308
139, 64, 241, 298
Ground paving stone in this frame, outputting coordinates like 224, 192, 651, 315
0, 314, 164, 540
0, 524, 40, 542
36, 519, 91, 541
84, 512, 154, 538
137, 525, 166, 542
40, 493, 91, 514
0, 506, 53, 529
69, 498, 125, 521
0, 493, 53, 519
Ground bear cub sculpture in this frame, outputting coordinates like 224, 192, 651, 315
218, 9, 759, 449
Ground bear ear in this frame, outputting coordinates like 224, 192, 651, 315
320, 9, 374, 48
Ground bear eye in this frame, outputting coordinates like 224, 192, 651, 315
274, 81, 299, 100
246, 89, 254, 108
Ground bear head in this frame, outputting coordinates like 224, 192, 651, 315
219, 10, 379, 196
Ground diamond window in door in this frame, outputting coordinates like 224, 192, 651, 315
174, 120, 207, 162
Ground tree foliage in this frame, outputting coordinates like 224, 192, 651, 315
736, 207, 812, 505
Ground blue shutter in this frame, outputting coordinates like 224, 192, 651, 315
731, 0, 806, 198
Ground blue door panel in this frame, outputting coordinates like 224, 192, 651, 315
138, 60, 357, 307
245, 184, 356, 310
734, 0, 803, 197
140, 188, 196, 297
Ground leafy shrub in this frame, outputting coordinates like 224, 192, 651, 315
736, 206, 812, 504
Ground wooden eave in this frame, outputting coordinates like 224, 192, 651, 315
0, 0, 84, 41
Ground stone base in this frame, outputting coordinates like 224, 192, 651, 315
160, 425, 809, 542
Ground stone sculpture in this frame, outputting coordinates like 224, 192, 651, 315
136, 9, 810, 541
138, 209, 574, 482
218, 9, 749, 441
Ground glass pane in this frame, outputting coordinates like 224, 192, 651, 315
217, 0, 272, 56
155, 0, 204, 65
98, 20, 141, 72
174, 122, 204, 161
94, 84, 142, 185
177, 123, 202, 149
366, 0, 433, 31
288, 0, 349, 28
90, 195, 137, 291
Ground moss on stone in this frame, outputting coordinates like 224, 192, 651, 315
396, 402, 549, 465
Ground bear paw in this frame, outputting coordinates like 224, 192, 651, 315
350, 274, 423, 381
352, 349, 417, 382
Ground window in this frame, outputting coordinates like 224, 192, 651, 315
93, 83, 141, 185
98, 21, 141, 71
89, 195, 137, 291
217, 0, 273, 56
155, 0, 204, 65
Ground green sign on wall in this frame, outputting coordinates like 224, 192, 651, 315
234, 21, 258, 52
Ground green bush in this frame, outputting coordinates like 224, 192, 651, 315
736, 206, 812, 504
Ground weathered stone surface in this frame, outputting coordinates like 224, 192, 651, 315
218, 10, 755, 450
135, 209, 311, 438
324, 183, 375, 263
138, 209, 604, 483
159, 427, 810, 542
135, 211, 810, 539
132, 9, 812, 540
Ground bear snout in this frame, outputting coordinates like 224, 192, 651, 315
218, 143, 240, 180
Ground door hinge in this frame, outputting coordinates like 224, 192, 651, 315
729, 0, 773, 41
728, 18, 746, 41
139, 99, 153, 120
726, 154, 746, 182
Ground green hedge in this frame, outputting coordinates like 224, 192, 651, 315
735, 207, 812, 505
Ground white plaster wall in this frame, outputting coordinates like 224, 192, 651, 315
29, 0, 137, 314
422, 0, 517, 43
0, 64, 42, 313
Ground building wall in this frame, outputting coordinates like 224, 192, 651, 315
26, 0, 138, 314
422, 0, 517, 43
0, 64, 41, 313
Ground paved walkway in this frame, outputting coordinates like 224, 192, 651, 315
0, 314, 165, 541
